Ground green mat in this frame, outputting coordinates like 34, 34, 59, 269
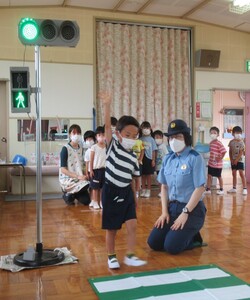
89, 264, 250, 300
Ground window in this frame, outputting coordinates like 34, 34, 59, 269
223, 108, 244, 137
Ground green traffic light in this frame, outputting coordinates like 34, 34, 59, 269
19, 18, 39, 42
15, 92, 26, 108
12, 91, 29, 109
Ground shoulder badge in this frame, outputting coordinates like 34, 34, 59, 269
190, 149, 199, 156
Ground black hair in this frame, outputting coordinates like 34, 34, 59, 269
103, 117, 118, 130
83, 130, 95, 141
152, 130, 163, 138
95, 126, 105, 135
210, 126, 220, 135
69, 124, 81, 134
139, 121, 153, 137
232, 126, 242, 133
140, 121, 151, 129
49, 129, 57, 141
111, 117, 118, 127
116, 115, 139, 132
184, 133, 192, 146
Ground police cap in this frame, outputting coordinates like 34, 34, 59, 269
164, 119, 190, 137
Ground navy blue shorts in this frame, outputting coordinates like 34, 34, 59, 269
141, 156, 155, 175
231, 162, 244, 170
102, 182, 136, 230
139, 163, 143, 176
208, 166, 222, 178
90, 168, 105, 190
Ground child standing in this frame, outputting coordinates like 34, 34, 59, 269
83, 130, 96, 207
203, 127, 227, 195
83, 130, 96, 173
152, 130, 168, 197
100, 91, 147, 269
140, 121, 157, 198
83, 130, 95, 151
89, 126, 106, 209
228, 126, 247, 195
132, 139, 144, 198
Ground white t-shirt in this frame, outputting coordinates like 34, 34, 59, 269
156, 142, 168, 171
90, 144, 106, 169
84, 148, 91, 172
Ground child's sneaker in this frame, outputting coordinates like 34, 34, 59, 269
242, 189, 248, 195
144, 189, 151, 198
124, 255, 147, 267
108, 257, 120, 269
136, 191, 139, 198
203, 189, 211, 195
140, 189, 146, 197
216, 190, 224, 195
228, 188, 237, 193
89, 200, 95, 207
93, 201, 100, 209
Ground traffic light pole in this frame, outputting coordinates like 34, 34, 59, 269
35, 45, 43, 253
13, 46, 64, 267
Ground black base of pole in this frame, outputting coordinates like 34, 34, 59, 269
13, 249, 65, 267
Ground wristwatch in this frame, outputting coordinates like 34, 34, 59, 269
182, 207, 190, 214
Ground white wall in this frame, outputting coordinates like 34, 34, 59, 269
196, 70, 250, 90
0, 60, 93, 118
0, 60, 94, 163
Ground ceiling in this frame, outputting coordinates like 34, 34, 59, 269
1, 0, 250, 34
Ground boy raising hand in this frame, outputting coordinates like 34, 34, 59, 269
99, 91, 147, 269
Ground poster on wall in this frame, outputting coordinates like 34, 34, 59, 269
223, 108, 244, 138
196, 90, 212, 119
197, 90, 212, 103
201, 102, 212, 118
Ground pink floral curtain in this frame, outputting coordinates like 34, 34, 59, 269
96, 21, 191, 132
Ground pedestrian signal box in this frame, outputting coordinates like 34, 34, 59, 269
10, 67, 31, 113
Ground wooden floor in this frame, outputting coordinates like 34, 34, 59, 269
1, 169, 250, 300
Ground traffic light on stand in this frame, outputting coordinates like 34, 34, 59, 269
10, 67, 31, 113
18, 18, 80, 47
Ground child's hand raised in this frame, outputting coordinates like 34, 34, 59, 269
98, 91, 112, 105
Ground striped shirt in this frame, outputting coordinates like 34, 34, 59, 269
208, 139, 227, 168
105, 138, 140, 187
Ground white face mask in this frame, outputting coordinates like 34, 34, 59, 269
169, 138, 186, 153
155, 138, 163, 145
85, 140, 95, 147
71, 134, 81, 143
120, 137, 136, 150
210, 134, 217, 140
234, 133, 242, 139
142, 128, 151, 135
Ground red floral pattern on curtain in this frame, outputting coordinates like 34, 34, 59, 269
96, 22, 191, 132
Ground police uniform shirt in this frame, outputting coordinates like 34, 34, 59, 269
157, 146, 206, 203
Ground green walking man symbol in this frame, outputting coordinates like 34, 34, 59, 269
15, 92, 25, 108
